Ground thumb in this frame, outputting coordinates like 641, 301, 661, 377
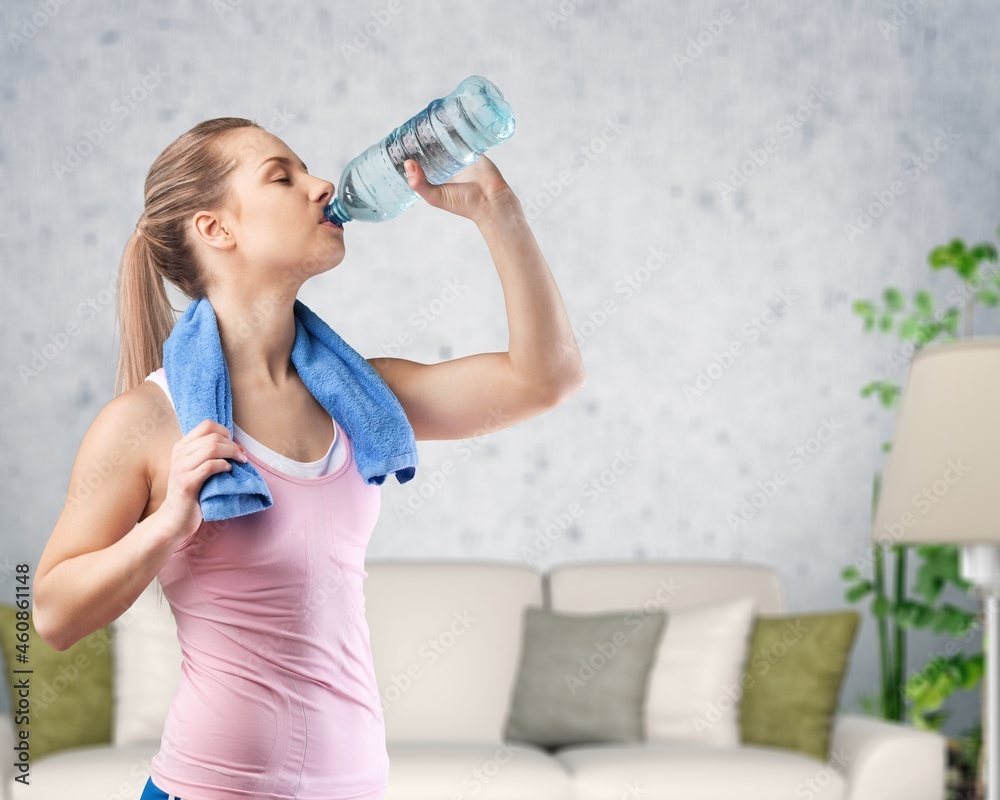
404, 159, 434, 199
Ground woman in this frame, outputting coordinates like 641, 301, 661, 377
32, 117, 585, 800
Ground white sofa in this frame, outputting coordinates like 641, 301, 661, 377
1, 560, 946, 800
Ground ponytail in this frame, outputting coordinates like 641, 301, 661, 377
112, 117, 263, 397
113, 227, 178, 397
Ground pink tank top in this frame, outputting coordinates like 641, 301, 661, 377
144, 370, 389, 800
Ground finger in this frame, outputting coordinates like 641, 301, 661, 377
404, 160, 435, 199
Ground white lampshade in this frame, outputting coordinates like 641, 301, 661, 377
870, 338, 1000, 546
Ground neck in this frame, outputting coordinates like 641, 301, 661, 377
209, 288, 300, 389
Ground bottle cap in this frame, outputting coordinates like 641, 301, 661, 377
324, 199, 350, 226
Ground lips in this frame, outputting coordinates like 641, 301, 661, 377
319, 215, 343, 230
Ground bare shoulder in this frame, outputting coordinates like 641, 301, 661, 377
110, 379, 178, 476
95, 379, 174, 467
35, 379, 176, 586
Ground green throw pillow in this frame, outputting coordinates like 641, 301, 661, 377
740, 610, 860, 761
503, 606, 666, 749
0, 604, 113, 761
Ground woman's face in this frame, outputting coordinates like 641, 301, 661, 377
207, 127, 344, 283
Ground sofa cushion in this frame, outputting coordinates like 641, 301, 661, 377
111, 579, 182, 746
644, 596, 757, 746
10, 740, 574, 800
545, 563, 768, 749
740, 610, 860, 761
553, 739, 847, 800
502, 607, 666, 747
380, 740, 573, 800
0, 604, 112, 761
10, 742, 158, 800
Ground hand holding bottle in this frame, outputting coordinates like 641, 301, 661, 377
402, 155, 521, 224
324, 75, 515, 225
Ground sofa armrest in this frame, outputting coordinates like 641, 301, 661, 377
0, 713, 13, 800
829, 713, 946, 800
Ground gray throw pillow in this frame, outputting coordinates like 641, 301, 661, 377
503, 606, 667, 749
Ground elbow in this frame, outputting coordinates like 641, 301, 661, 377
32, 591, 73, 652
546, 365, 587, 406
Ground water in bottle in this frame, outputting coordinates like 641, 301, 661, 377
324, 75, 515, 225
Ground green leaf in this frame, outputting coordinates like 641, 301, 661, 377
846, 581, 873, 603
940, 308, 961, 334
927, 608, 951, 634
852, 299, 875, 316
913, 545, 964, 604
915, 710, 950, 732
841, 565, 861, 581
872, 595, 892, 618
878, 383, 900, 408
912, 604, 934, 628
928, 247, 950, 269
883, 287, 904, 311
913, 290, 933, 316
962, 655, 985, 688
892, 604, 913, 628
932, 604, 977, 635
894, 600, 931, 628
879, 312, 894, 332
977, 289, 999, 307
910, 670, 950, 709
971, 243, 998, 262
898, 316, 921, 341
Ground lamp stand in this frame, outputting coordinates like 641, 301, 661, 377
961, 545, 1000, 800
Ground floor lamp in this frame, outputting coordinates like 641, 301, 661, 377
870, 339, 1000, 800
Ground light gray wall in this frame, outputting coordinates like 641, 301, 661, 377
2, 0, 996, 739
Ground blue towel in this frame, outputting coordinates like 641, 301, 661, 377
162, 296, 418, 522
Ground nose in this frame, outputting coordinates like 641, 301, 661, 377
313, 177, 335, 206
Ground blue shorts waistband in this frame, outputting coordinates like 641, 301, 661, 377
140, 776, 183, 800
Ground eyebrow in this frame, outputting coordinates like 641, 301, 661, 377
256, 155, 308, 174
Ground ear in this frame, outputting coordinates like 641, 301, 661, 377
191, 210, 237, 251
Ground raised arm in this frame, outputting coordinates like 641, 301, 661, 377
367, 156, 586, 442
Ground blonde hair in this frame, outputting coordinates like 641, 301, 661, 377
113, 117, 263, 397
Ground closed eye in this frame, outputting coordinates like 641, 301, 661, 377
274, 177, 291, 184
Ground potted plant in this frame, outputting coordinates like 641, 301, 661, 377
841, 226, 999, 800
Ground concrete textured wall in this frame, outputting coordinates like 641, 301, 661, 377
2, 0, 997, 740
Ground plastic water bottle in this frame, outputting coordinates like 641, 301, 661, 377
323, 75, 515, 225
